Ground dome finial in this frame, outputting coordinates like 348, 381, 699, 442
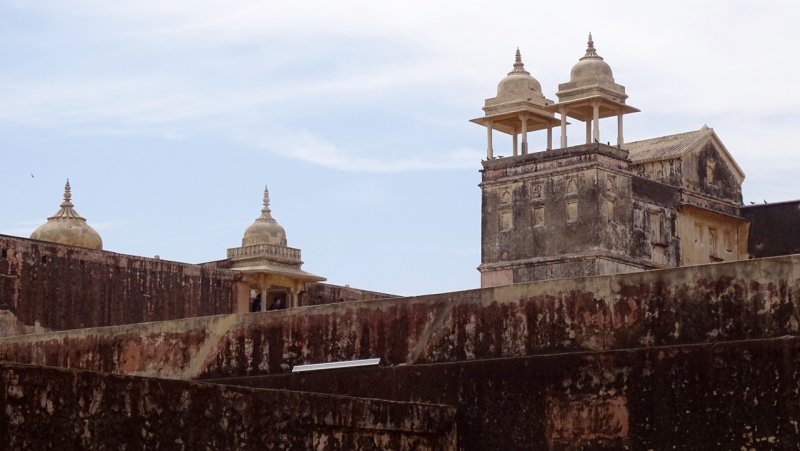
262, 185, 271, 213
241, 185, 286, 247
510, 47, 529, 75
582, 32, 600, 59
63, 178, 72, 205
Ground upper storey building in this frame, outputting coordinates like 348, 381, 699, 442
474, 36, 749, 287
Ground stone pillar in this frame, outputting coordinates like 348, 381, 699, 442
546, 126, 552, 151
520, 114, 528, 155
592, 102, 600, 143
290, 286, 300, 309
585, 120, 591, 144
486, 121, 494, 159
261, 284, 270, 312
617, 112, 624, 146
559, 107, 567, 148
235, 282, 250, 313
512, 133, 518, 157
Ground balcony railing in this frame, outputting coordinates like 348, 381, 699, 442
227, 243, 302, 262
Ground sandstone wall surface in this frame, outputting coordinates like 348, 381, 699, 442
0, 255, 798, 380
0, 235, 238, 332
0, 362, 456, 450
220, 336, 800, 450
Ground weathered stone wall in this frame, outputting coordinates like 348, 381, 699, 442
632, 157, 682, 186
479, 143, 695, 285
683, 140, 743, 204
0, 362, 456, 450
300, 282, 399, 307
218, 336, 800, 450
480, 144, 641, 285
630, 176, 681, 266
480, 138, 750, 286
743, 200, 800, 258
1, 254, 798, 381
0, 235, 238, 332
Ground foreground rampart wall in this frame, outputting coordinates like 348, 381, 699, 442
217, 336, 800, 450
0, 362, 456, 450
0, 255, 798, 380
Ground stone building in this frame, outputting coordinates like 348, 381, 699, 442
475, 36, 749, 287
3, 35, 800, 450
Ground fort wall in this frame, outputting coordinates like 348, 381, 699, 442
0, 362, 456, 450
0, 235, 396, 334
0, 235, 239, 332
0, 254, 798, 381
219, 336, 800, 450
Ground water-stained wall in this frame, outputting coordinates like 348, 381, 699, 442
2, 253, 799, 450
0, 362, 456, 450
480, 144, 680, 286
1, 254, 798, 381
0, 235, 238, 332
223, 336, 800, 450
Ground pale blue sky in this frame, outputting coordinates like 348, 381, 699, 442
2, 1, 799, 295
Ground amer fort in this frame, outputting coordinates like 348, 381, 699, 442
2, 35, 800, 450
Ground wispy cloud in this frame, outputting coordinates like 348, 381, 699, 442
1, 0, 798, 174
230, 126, 483, 172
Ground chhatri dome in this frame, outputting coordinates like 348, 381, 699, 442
495, 48, 544, 103
568, 33, 615, 87
242, 186, 287, 247
30, 179, 103, 250
549, 33, 638, 147
555, 33, 631, 105
471, 48, 559, 158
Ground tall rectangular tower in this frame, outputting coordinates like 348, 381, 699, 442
479, 143, 659, 287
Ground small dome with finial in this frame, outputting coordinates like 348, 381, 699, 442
568, 33, 616, 87
30, 179, 103, 250
495, 48, 544, 101
242, 186, 287, 247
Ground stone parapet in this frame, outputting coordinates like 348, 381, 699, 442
481, 142, 630, 173
226, 242, 302, 265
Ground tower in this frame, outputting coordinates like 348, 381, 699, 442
476, 38, 658, 288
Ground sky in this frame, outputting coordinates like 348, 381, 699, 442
1, 0, 799, 296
